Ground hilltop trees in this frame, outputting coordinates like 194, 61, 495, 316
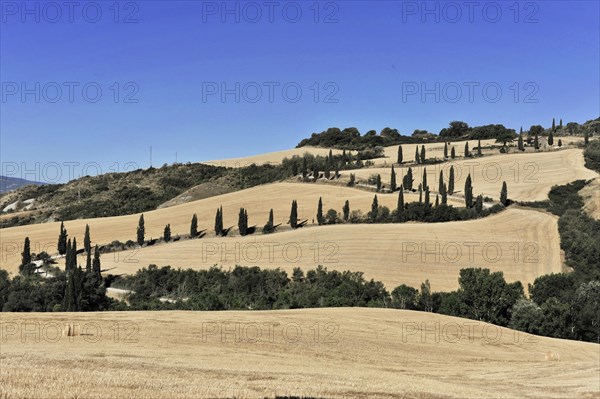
215, 207, 224, 236
500, 181, 508, 205
464, 174, 473, 207
317, 197, 325, 225
190, 214, 198, 238
137, 214, 145, 246
58, 222, 68, 255
289, 200, 298, 228
397, 145, 403, 164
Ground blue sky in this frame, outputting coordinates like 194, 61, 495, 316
1, 0, 599, 182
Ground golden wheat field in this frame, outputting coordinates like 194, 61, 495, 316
580, 177, 600, 220
86, 208, 561, 292
345, 148, 598, 201
1, 308, 598, 399
202, 146, 350, 168
0, 182, 464, 274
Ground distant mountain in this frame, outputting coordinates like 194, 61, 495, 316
0, 176, 45, 194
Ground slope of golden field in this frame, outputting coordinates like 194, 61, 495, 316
202, 146, 349, 167
0, 183, 462, 274
1, 308, 598, 399
345, 148, 598, 201
87, 208, 559, 292
580, 177, 600, 220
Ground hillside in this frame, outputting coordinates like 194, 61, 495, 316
0, 182, 464, 274
0, 175, 45, 194
1, 308, 598, 399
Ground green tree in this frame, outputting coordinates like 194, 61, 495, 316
558, 138, 562, 147
518, 132, 524, 151
448, 166, 455, 195
477, 139, 482, 156
422, 167, 428, 191
84, 224, 91, 254
552, 118, 556, 132
376, 174, 382, 192
438, 170, 444, 194
215, 207, 223, 236
464, 174, 473, 207
190, 214, 198, 238
403, 167, 413, 191
559, 118, 563, 129
370, 195, 379, 222
348, 173, 356, 187
397, 145, 403, 164
529, 125, 544, 136
137, 214, 145, 246
444, 142, 448, 158
475, 194, 483, 213
418, 280, 434, 312
289, 200, 298, 228
534, 133, 539, 150
584, 130, 590, 145
238, 208, 248, 236
302, 157, 308, 180
450, 146, 456, 159
343, 200, 350, 222
312, 163, 319, 182
324, 159, 331, 179
548, 130, 554, 146
317, 197, 324, 225
424, 188, 431, 207
92, 245, 101, 279
415, 146, 420, 164
58, 222, 68, 255
500, 181, 508, 205
390, 165, 397, 192
420, 145, 426, 163
391, 284, 418, 309
163, 224, 171, 242
21, 237, 31, 266
441, 183, 448, 204
396, 187, 404, 221
464, 141, 470, 157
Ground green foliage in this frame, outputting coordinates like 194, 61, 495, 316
163, 224, 172, 242
584, 139, 600, 172
464, 174, 473, 207
289, 200, 298, 229
343, 200, 350, 222
58, 222, 68, 255
137, 214, 145, 245
21, 237, 31, 266
317, 198, 324, 225
190, 214, 198, 238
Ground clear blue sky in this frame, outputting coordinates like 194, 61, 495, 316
1, 1, 599, 182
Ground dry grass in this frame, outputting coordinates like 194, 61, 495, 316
344, 148, 598, 202
89, 208, 560, 292
202, 146, 349, 168
579, 177, 600, 220
1, 308, 598, 399
0, 182, 462, 274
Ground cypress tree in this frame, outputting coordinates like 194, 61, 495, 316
441, 183, 448, 205
324, 159, 331, 179
163, 224, 171, 242
348, 173, 356, 187
21, 237, 31, 266
71, 238, 78, 271
396, 187, 405, 221
420, 145, 426, 163
58, 222, 68, 255
376, 174, 382, 192
475, 195, 483, 213
342, 150, 347, 165
518, 132, 524, 151
558, 138, 562, 147
477, 139, 482, 156
137, 214, 145, 246
464, 174, 473, 208
404, 167, 413, 191
534, 133, 539, 150
371, 195, 379, 222
444, 142, 448, 158
585, 130, 589, 145
520, 126, 523, 135
312, 163, 319, 182
317, 197, 324, 225
422, 167, 428, 191
343, 200, 350, 222
451, 146, 456, 159
302, 157, 308, 180
418, 186, 423, 203
435, 194, 439, 207
289, 200, 298, 228
92, 245, 101, 279
415, 146, 420, 164
268, 209, 274, 228
190, 214, 198, 238
334, 163, 340, 179
424, 188, 430, 207
559, 119, 563, 129
448, 166, 455, 195
464, 141, 470, 157
500, 181, 508, 205
390, 165, 397, 192
552, 118, 556, 132
86, 251, 92, 274
397, 145, 403, 164
238, 208, 248, 236
438, 170, 444, 194
65, 239, 72, 272
548, 130, 554, 146
84, 224, 91, 254
215, 207, 223, 236
328, 149, 333, 161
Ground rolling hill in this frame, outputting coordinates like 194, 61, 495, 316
1, 308, 598, 399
